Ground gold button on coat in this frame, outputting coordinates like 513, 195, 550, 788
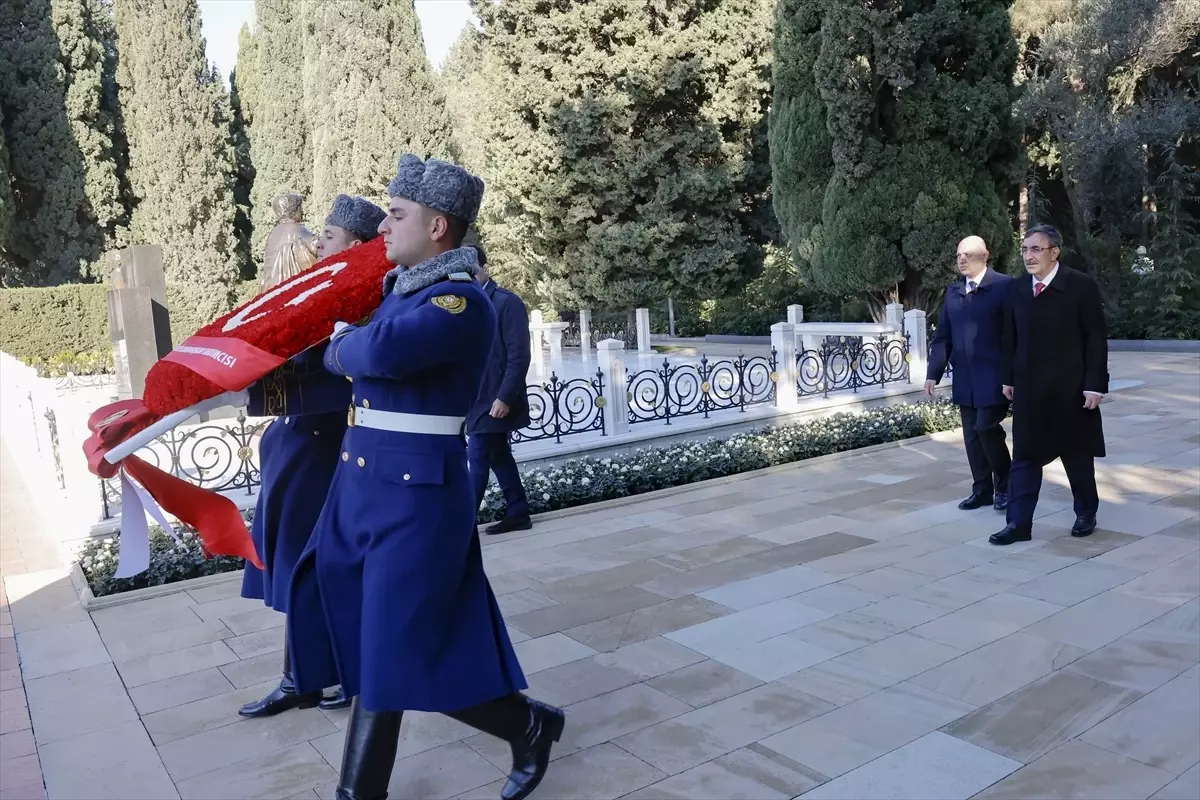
403, 473, 411, 481
362, 399, 370, 409
341, 452, 349, 462
357, 457, 366, 468
284, 417, 290, 424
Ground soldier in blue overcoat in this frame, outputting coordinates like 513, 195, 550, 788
287, 155, 564, 800
235, 195, 386, 718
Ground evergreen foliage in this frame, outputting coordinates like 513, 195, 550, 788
249, 0, 310, 261
230, 23, 257, 278
1014, 0, 1200, 325
770, 0, 1021, 317
0, 108, 13, 253
303, 0, 453, 216
113, 0, 240, 335
0, 0, 125, 286
440, 23, 489, 177
470, 0, 775, 310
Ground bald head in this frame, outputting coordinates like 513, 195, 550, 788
956, 236, 989, 278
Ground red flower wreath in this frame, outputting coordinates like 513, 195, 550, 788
143, 237, 394, 416
80, 237, 394, 575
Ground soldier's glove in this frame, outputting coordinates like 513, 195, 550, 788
332, 320, 356, 340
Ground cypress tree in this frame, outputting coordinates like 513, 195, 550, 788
471, 0, 775, 312
304, 0, 453, 215
441, 24, 489, 177
0, 0, 122, 285
229, 28, 257, 280
0, 109, 13, 268
113, 0, 239, 334
771, 0, 1021, 316
251, 0, 310, 262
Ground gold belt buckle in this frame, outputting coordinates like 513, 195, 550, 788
347, 405, 357, 427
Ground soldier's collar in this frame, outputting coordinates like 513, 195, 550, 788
382, 247, 480, 297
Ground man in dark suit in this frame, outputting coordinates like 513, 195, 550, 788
991, 224, 1109, 546
926, 235, 1013, 512
467, 245, 534, 535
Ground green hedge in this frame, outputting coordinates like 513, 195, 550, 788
0, 284, 111, 363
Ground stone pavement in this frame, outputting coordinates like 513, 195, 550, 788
2, 351, 1197, 800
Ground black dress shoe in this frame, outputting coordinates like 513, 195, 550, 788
238, 675, 322, 718
989, 524, 1032, 546
446, 694, 565, 800
1071, 515, 1097, 537
993, 492, 1008, 511
238, 642, 322, 718
958, 493, 994, 511
320, 685, 351, 710
486, 516, 533, 536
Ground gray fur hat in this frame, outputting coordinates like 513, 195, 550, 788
386, 154, 484, 224
325, 195, 386, 242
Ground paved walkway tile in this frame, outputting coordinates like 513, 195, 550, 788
2, 352, 1196, 799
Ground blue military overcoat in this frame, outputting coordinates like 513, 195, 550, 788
240, 344, 349, 614
926, 268, 1012, 408
287, 251, 528, 713
467, 281, 532, 434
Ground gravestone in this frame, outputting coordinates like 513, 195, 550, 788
106, 245, 174, 399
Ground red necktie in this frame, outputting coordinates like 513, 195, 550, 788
1034, 282, 1045, 297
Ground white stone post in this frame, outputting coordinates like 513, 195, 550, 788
904, 309, 927, 386
885, 302, 905, 330
579, 309, 592, 353
545, 322, 569, 368
597, 338, 629, 436
771, 322, 798, 410
787, 304, 804, 325
635, 307, 651, 353
529, 309, 545, 375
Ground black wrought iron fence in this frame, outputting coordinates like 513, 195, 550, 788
561, 324, 638, 349
510, 370, 606, 445
626, 352, 777, 425
796, 335, 910, 398
100, 413, 270, 519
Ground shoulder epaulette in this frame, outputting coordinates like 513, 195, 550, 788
448, 272, 474, 282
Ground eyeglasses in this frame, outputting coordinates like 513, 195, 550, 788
1020, 245, 1056, 255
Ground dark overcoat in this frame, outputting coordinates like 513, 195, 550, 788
927, 269, 1011, 408
467, 281, 532, 434
1002, 265, 1109, 463
240, 345, 349, 614
287, 262, 527, 713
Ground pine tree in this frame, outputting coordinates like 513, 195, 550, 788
251, 0, 311, 262
471, 0, 775, 312
113, 0, 240, 334
771, 0, 1021, 317
304, 0, 453, 216
0, 0, 125, 285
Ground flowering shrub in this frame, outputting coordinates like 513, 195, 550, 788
477, 399, 962, 520
80, 510, 255, 598
82, 399, 962, 596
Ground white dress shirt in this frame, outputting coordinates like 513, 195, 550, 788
964, 267, 988, 293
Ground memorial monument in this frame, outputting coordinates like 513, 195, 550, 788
106, 245, 173, 399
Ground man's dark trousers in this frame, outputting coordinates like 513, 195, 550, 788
960, 404, 1011, 498
1007, 454, 1098, 528
468, 433, 530, 519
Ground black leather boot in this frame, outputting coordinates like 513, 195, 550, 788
321, 685, 352, 710
446, 694, 565, 800
335, 697, 403, 800
238, 636, 322, 718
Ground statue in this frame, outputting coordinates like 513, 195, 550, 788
260, 193, 318, 290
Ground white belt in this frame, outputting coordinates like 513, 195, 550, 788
348, 406, 465, 436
